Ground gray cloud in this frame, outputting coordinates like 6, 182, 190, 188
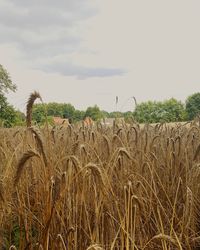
0, 0, 124, 78
0, 1, 95, 28
40, 61, 125, 79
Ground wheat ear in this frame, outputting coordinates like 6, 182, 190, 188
14, 150, 40, 186
26, 91, 42, 127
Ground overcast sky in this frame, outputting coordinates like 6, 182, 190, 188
1, 0, 200, 112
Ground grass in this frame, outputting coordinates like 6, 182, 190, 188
0, 93, 200, 249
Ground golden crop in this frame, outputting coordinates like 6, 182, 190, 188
0, 93, 200, 249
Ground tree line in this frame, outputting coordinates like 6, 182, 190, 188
31, 94, 200, 125
0, 64, 200, 127
31, 103, 135, 124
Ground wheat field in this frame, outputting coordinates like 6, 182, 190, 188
0, 94, 200, 249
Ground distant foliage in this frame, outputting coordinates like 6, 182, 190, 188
73, 110, 85, 122
32, 104, 46, 124
32, 103, 85, 124
123, 111, 134, 122
108, 111, 124, 118
31, 97, 192, 125
1, 63, 200, 127
186, 93, 200, 120
133, 98, 186, 123
85, 105, 103, 121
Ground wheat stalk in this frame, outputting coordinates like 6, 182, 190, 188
14, 149, 40, 186
29, 126, 48, 166
26, 91, 42, 127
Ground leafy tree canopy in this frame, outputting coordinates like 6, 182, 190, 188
30, 95, 200, 126
85, 105, 103, 121
0, 64, 17, 94
0, 94, 24, 127
186, 93, 200, 120
0, 65, 23, 127
32, 103, 76, 123
109, 111, 124, 118
73, 110, 85, 122
133, 98, 186, 123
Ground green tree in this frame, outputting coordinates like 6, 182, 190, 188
123, 111, 134, 123
73, 110, 85, 122
109, 111, 123, 118
0, 64, 17, 94
85, 105, 103, 121
101, 110, 109, 118
185, 93, 200, 120
162, 98, 186, 122
32, 104, 46, 124
46, 103, 63, 117
15, 110, 26, 126
133, 98, 186, 123
0, 94, 21, 127
0, 65, 22, 127
133, 101, 159, 123
62, 103, 75, 119
43, 102, 75, 119
33, 103, 78, 124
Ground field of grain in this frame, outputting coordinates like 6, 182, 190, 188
0, 116, 200, 249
